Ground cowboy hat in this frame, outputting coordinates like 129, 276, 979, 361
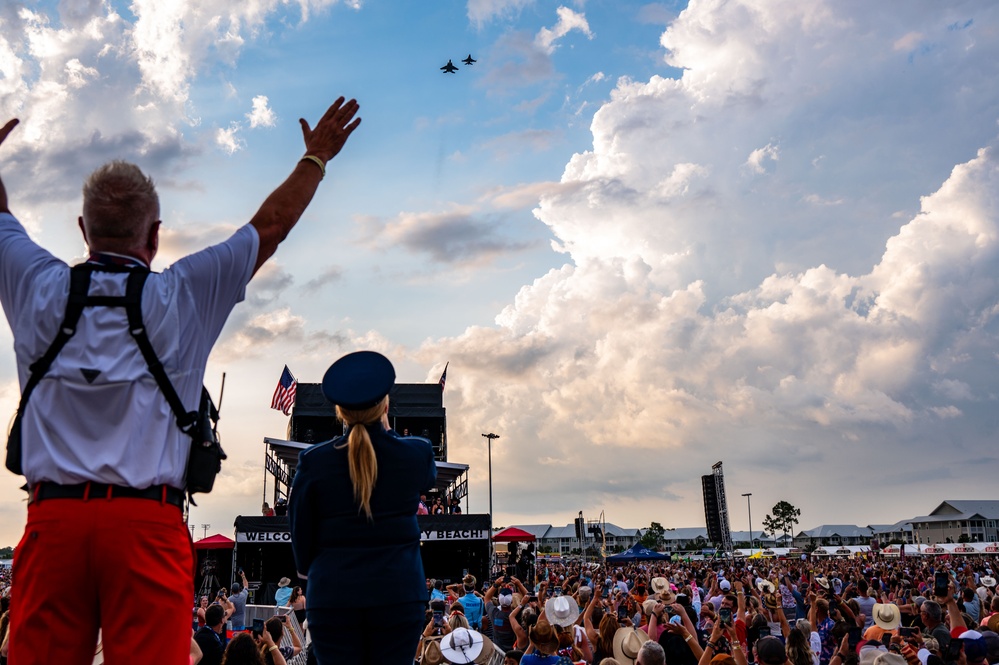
278, 577, 291, 588
421, 638, 446, 665
651, 577, 671, 595
642, 599, 658, 617
529, 620, 560, 656
815, 576, 830, 589
981, 576, 997, 588
872, 603, 901, 631
757, 579, 776, 594
545, 595, 580, 627
613, 626, 650, 665
440, 628, 487, 664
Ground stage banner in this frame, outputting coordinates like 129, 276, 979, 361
234, 516, 290, 543
418, 514, 492, 541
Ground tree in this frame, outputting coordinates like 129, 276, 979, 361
0, 546, 12, 559
640, 522, 666, 550
762, 500, 801, 544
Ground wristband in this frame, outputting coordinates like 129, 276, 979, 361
685, 635, 693, 642
300, 154, 326, 178
269, 645, 279, 652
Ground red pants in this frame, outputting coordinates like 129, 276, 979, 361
8, 496, 194, 665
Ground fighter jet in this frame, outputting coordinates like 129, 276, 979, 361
462, 54, 476, 65
441, 60, 459, 73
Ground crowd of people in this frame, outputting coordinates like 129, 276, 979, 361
419, 494, 464, 515
411, 554, 999, 665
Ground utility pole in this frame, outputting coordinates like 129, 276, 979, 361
742, 493, 753, 554
481, 433, 500, 518
481, 432, 500, 572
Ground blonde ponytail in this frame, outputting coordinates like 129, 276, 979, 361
335, 397, 386, 520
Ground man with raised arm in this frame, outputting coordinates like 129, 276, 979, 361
0, 96, 360, 665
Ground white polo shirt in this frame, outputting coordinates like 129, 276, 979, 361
0, 212, 258, 489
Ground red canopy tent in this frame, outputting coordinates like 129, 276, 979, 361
492, 527, 536, 542
194, 534, 235, 550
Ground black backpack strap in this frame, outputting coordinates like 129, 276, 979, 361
6, 266, 95, 474
123, 270, 198, 434
21, 266, 92, 400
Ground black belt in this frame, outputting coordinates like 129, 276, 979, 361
32, 482, 185, 508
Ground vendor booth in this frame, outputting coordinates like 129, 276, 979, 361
194, 533, 235, 599
606, 543, 668, 562
493, 527, 537, 585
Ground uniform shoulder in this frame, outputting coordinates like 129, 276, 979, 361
389, 431, 434, 451
299, 436, 344, 459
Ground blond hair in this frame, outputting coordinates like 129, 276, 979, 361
334, 396, 386, 520
81, 160, 159, 250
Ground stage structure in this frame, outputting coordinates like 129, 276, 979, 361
231, 513, 492, 601
701, 461, 733, 553
263, 381, 466, 507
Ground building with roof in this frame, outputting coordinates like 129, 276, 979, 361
908, 501, 999, 544
792, 525, 874, 548
506, 523, 642, 555
868, 520, 914, 545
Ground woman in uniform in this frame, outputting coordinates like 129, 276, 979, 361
289, 351, 437, 664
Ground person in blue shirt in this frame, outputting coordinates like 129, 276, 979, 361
274, 577, 292, 607
289, 351, 437, 665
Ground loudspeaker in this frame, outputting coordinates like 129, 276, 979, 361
574, 517, 585, 540
702, 475, 722, 544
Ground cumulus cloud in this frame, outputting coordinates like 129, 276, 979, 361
535, 6, 593, 55
246, 95, 276, 128
745, 142, 780, 174
215, 122, 244, 154
421, 0, 999, 526
357, 207, 533, 264
0, 0, 353, 207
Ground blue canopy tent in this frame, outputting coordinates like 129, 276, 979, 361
606, 543, 669, 562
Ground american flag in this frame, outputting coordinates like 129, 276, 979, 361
439, 362, 448, 392
271, 365, 297, 415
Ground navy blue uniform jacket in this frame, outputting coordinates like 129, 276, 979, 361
289, 424, 437, 608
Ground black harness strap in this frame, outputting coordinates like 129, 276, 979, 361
124, 270, 198, 432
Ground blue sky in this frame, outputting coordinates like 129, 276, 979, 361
2, 0, 999, 547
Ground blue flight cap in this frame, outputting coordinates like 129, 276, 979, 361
322, 350, 396, 410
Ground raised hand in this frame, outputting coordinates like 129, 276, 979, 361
299, 97, 361, 163
0, 119, 17, 146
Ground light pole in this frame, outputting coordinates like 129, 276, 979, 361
742, 493, 753, 554
482, 432, 500, 574
481, 433, 500, 519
